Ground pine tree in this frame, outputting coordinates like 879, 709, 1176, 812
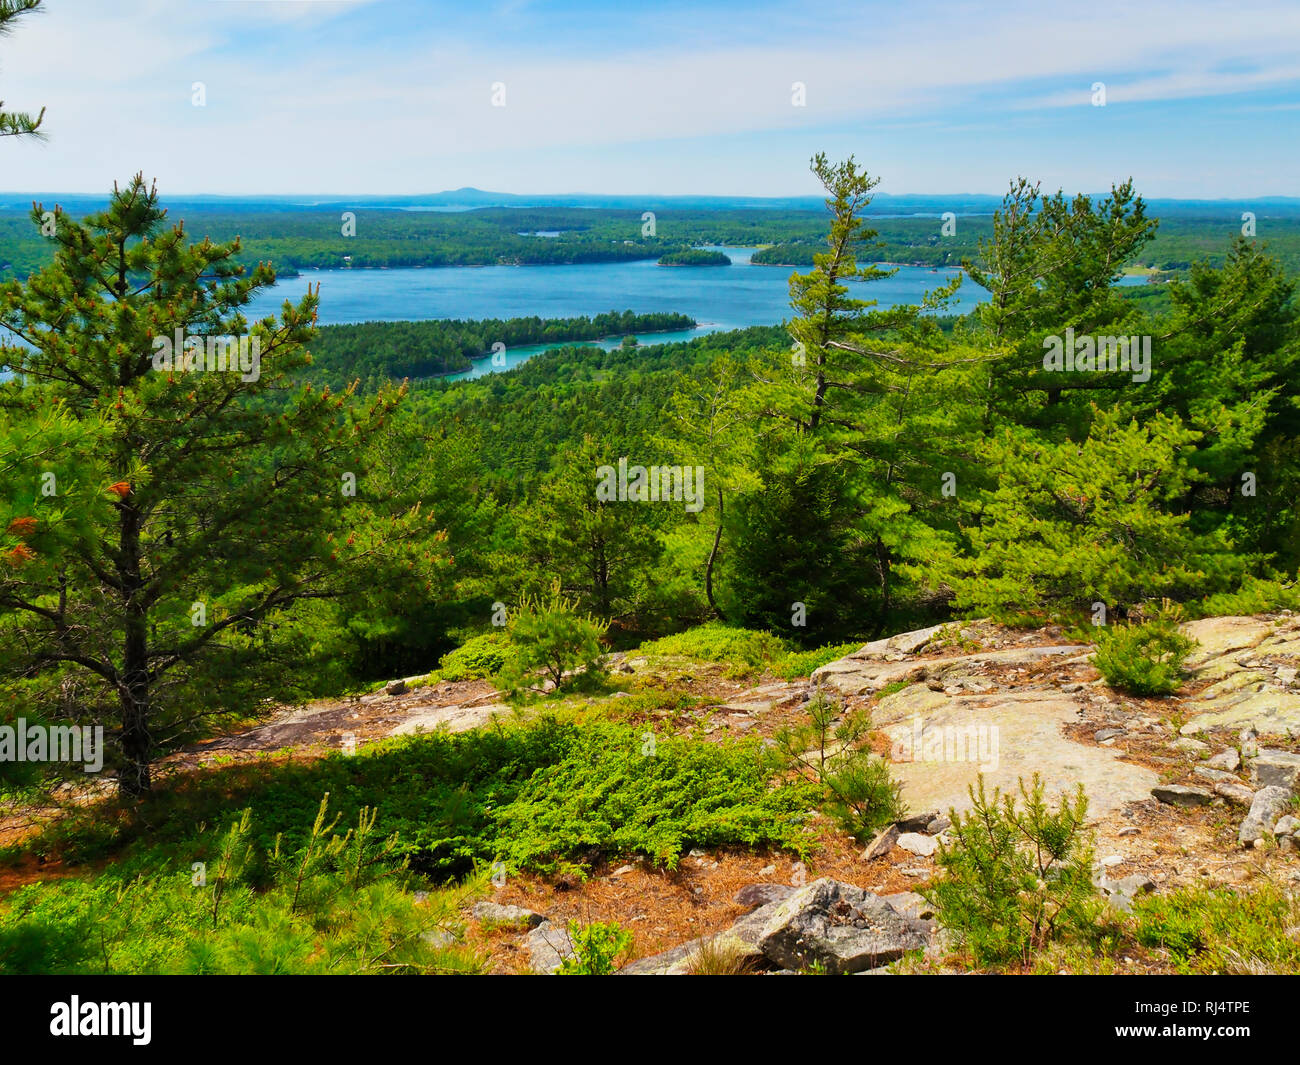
746, 154, 978, 637
0, 177, 446, 796
962, 178, 1157, 426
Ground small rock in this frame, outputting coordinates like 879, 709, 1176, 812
880, 891, 934, 920
610, 864, 635, 877
1193, 766, 1239, 785
1094, 728, 1126, 742
1206, 749, 1242, 772
1172, 737, 1209, 754
924, 815, 952, 835
1099, 854, 1125, 868
1240, 726, 1260, 759
1274, 815, 1300, 837
1100, 873, 1157, 912
897, 832, 939, 857
1118, 826, 1141, 837
894, 811, 940, 833
1152, 784, 1214, 807
1213, 780, 1256, 807
759, 864, 777, 876
862, 824, 900, 862
528, 921, 577, 973
1112, 873, 1157, 897
384, 678, 407, 696
755, 878, 934, 975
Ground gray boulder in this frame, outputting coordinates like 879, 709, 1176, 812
527, 920, 575, 973
1213, 780, 1256, 807
618, 896, 785, 975
755, 877, 933, 975
1099, 873, 1157, 912
897, 832, 939, 857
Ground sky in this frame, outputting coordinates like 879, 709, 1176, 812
0, 0, 1297, 198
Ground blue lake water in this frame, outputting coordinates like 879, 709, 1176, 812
243, 246, 987, 379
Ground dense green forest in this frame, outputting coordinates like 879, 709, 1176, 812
304, 311, 696, 386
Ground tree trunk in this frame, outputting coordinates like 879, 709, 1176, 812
117, 502, 153, 798
704, 485, 726, 620
868, 534, 892, 641
118, 679, 152, 798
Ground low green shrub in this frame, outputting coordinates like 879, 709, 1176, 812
492, 721, 819, 872
637, 623, 788, 671
1195, 576, 1300, 618
771, 641, 863, 681
923, 774, 1102, 968
436, 632, 514, 682
1092, 614, 1196, 696
4, 718, 815, 882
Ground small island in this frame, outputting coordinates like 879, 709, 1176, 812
657, 248, 732, 266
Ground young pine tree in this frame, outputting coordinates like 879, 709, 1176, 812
0, 177, 447, 796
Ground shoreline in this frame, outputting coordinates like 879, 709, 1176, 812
426, 322, 710, 381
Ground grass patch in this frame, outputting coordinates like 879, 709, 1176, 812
1131, 882, 1300, 974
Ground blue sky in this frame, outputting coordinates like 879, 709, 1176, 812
1, 0, 1297, 197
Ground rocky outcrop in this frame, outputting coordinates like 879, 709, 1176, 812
754, 878, 935, 975
1177, 616, 1300, 736
618, 878, 935, 976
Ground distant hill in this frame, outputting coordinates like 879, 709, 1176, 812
4, 187, 1299, 219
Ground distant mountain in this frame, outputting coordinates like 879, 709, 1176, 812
2, 187, 1298, 218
